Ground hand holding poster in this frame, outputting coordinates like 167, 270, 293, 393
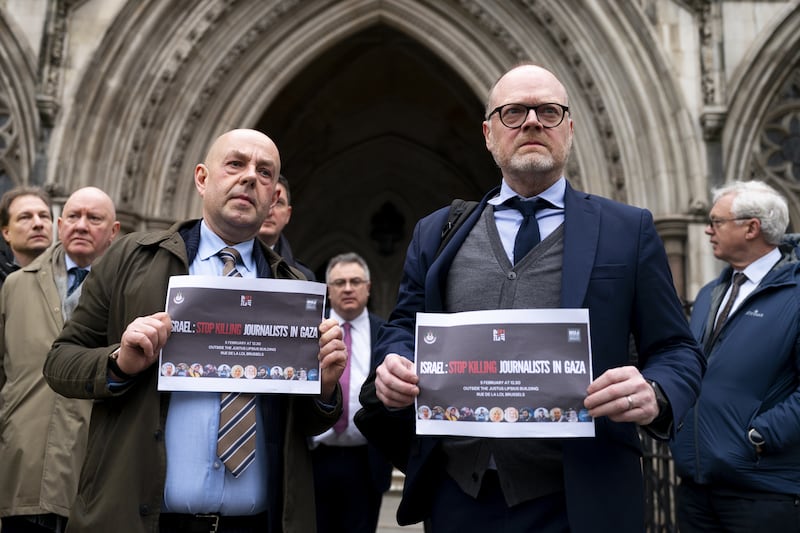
415, 308, 595, 438
159, 275, 326, 394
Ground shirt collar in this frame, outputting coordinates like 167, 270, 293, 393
489, 176, 566, 207
64, 254, 89, 272
330, 307, 369, 329
197, 219, 255, 274
741, 247, 782, 285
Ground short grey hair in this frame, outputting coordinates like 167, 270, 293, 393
325, 252, 370, 283
712, 180, 789, 245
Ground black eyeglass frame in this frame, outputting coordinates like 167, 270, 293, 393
486, 102, 570, 129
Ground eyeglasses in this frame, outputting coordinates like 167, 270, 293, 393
328, 278, 368, 289
486, 103, 570, 129
706, 216, 753, 229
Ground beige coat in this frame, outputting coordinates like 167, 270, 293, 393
0, 244, 92, 518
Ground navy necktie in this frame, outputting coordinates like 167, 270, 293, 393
504, 196, 556, 264
67, 267, 89, 296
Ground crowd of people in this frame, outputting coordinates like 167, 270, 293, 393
0, 62, 797, 533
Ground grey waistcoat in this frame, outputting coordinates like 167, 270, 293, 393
442, 205, 566, 506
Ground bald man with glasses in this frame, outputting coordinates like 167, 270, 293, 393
358, 63, 704, 533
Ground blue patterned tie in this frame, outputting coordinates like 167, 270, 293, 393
67, 267, 89, 296
215, 247, 257, 477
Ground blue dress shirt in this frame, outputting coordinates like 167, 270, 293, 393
162, 220, 268, 515
488, 177, 566, 264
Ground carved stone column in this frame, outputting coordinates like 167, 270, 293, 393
655, 216, 691, 309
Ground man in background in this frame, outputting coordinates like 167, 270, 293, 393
670, 180, 800, 532
0, 186, 119, 532
311, 252, 392, 533
258, 174, 315, 280
0, 187, 53, 286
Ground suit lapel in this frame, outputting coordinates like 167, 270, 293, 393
426, 188, 497, 311
561, 184, 600, 308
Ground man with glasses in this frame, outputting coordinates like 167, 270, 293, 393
358, 63, 704, 532
310, 252, 391, 533
670, 180, 800, 532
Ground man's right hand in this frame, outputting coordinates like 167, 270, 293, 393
112, 312, 172, 379
375, 353, 419, 408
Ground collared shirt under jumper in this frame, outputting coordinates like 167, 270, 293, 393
488, 177, 566, 264
442, 200, 566, 507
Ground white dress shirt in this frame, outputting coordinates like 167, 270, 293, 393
715, 246, 781, 324
311, 308, 371, 447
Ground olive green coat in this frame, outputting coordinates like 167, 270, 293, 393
43, 220, 340, 533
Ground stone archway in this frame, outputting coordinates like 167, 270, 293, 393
724, 3, 800, 228
51, 0, 703, 308
0, 11, 40, 191
255, 25, 498, 316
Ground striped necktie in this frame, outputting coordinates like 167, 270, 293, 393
215, 247, 257, 477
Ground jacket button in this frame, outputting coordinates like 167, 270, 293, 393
139, 504, 150, 515
153, 429, 163, 441
507, 271, 517, 280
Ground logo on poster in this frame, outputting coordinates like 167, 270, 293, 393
567, 328, 581, 342
492, 329, 506, 342
173, 291, 184, 305
423, 331, 437, 345
240, 295, 252, 307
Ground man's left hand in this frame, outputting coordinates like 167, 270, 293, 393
317, 317, 347, 403
584, 365, 658, 425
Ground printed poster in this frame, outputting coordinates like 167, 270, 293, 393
415, 308, 595, 438
158, 275, 326, 394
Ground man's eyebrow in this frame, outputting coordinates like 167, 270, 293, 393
224, 150, 276, 169
224, 149, 247, 160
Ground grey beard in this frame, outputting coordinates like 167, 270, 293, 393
506, 152, 557, 175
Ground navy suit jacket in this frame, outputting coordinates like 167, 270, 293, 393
362, 182, 704, 532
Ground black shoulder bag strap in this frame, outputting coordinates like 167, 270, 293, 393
434, 199, 479, 259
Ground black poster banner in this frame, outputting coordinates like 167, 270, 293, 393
158, 275, 326, 394
415, 309, 595, 438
